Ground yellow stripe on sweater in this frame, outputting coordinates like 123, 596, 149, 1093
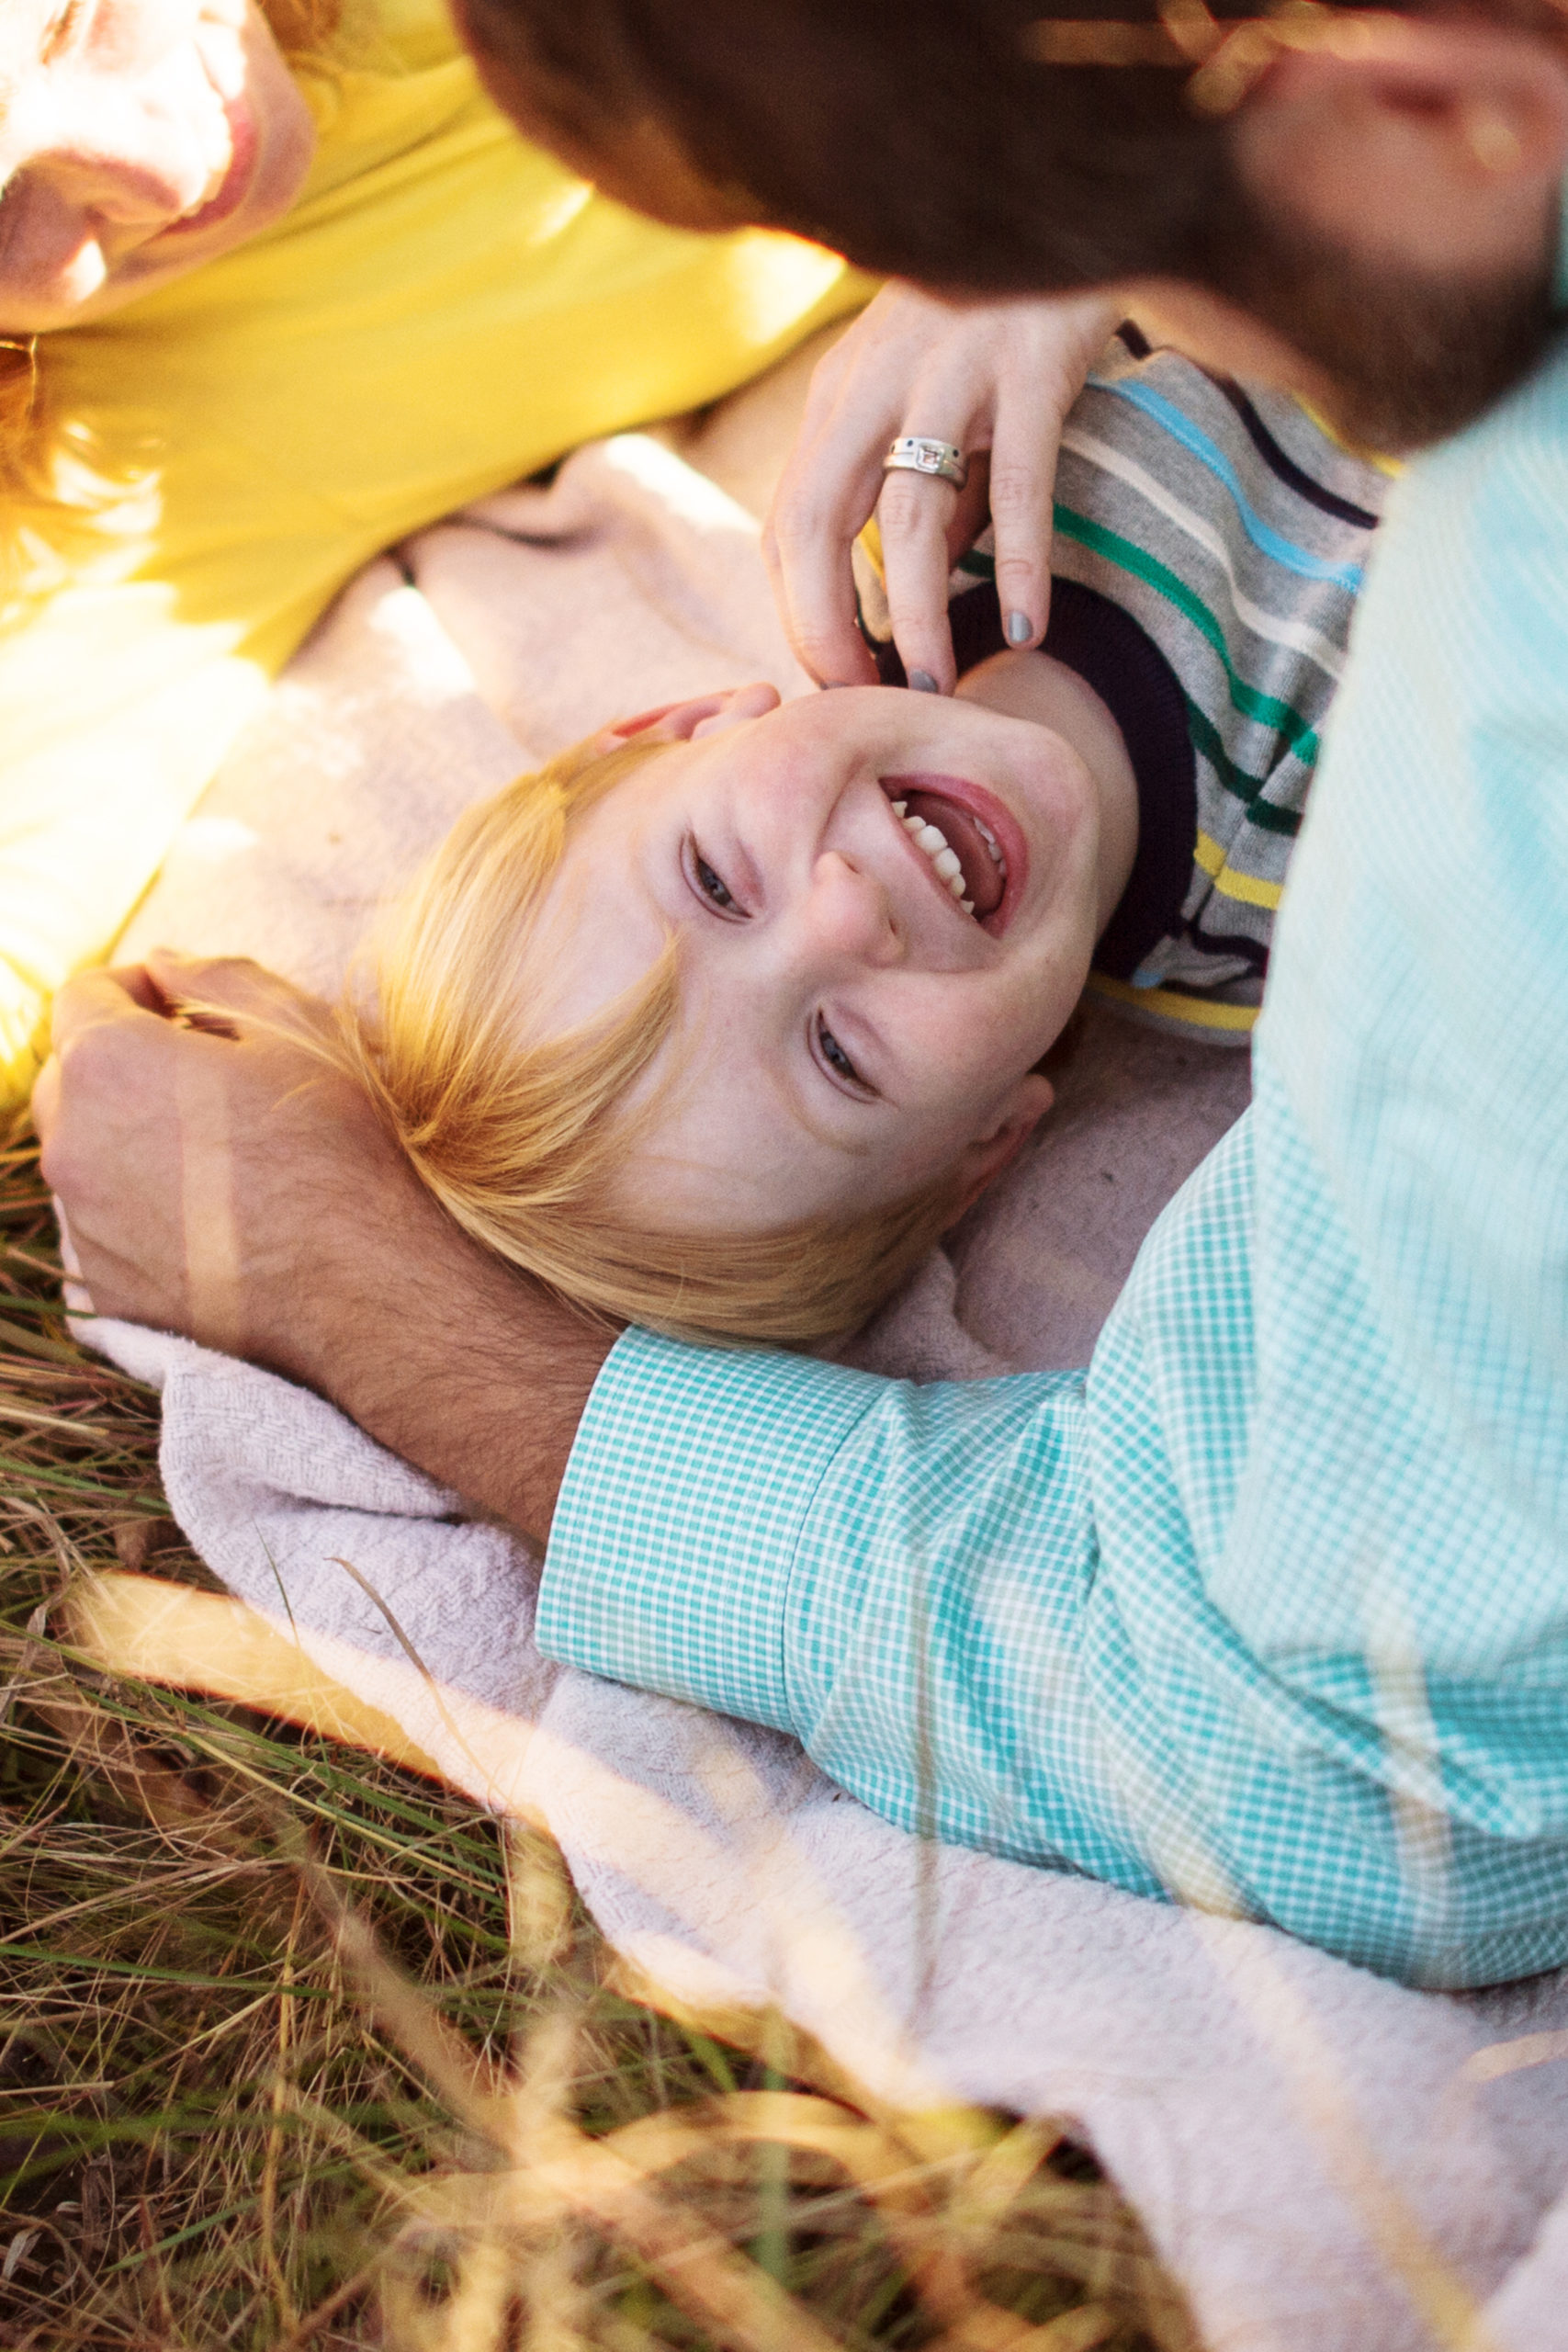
1090, 974, 1259, 1034
1194, 831, 1284, 910
1292, 399, 1404, 477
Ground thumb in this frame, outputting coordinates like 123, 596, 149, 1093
142, 948, 334, 1042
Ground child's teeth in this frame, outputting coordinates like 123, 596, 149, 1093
974, 817, 1007, 873
896, 808, 987, 916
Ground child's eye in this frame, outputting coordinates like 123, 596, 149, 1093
816, 1016, 863, 1090
693, 852, 738, 911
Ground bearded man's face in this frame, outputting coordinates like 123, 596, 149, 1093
1193, 176, 1562, 452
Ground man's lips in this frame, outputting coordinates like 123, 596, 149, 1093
882, 772, 1029, 934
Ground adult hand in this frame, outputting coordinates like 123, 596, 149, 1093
34, 951, 611, 1543
765, 283, 1123, 695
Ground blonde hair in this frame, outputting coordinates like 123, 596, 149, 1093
341, 731, 964, 1351
0, 0, 343, 606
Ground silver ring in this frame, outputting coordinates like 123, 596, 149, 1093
883, 435, 968, 491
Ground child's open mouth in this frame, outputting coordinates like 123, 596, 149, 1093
881, 775, 1022, 927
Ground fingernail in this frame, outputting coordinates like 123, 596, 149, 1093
818, 679, 849, 690
908, 669, 939, 694
1006, 610, 1033, 645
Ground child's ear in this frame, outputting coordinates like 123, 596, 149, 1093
944, 1073, 1055, 1227
586, 683, 781, 759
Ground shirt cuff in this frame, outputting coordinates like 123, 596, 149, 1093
537, 1325, 886, 1731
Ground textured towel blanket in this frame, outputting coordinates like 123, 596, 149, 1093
82, 426, 1568, 2352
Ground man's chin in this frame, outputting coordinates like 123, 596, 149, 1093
1206, 209, 1561, 457
1309, 286, 1559, 455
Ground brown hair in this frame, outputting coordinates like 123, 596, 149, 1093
342, 729, 965, 1351
462, 0, 1568, 449
457, 0, 1348, 296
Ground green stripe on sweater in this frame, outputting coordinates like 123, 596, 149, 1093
1054, 503, 1322, 767
1185, 700, 1302, 837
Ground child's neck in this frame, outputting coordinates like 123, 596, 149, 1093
955, 648, 1141, 936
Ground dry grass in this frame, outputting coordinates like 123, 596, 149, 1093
0, 1125, 1198, 2352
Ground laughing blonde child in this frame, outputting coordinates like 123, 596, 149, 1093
346, 334, 1387, 1346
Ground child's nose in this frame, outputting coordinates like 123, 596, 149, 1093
806, 852, 901, 967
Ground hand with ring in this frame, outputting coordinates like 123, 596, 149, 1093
765, 281, 1123, 695
884, 435, 969, 492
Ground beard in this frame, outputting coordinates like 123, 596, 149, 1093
1198, 189, 1562, 451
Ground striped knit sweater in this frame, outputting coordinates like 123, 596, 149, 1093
856, 328, 1392, 1042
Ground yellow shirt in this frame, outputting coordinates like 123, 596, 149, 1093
0, 0, 864, 1099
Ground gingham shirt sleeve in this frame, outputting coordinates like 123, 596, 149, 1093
540, 1329, 1167, 1896
539, 1335, 884, 1738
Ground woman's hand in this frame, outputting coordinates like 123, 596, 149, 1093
764, 284, 1122, 694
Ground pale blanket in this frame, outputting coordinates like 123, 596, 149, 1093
81, 432, 1568, 2352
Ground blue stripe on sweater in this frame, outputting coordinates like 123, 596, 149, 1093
1089, 376, 1367, 593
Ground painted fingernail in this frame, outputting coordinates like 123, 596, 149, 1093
908, 669, 939, 694
1006, 610, 1033, 645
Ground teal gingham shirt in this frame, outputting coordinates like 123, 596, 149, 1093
539, 205, 1568, 1991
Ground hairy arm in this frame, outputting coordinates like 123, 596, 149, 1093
35, 952, 611, 1545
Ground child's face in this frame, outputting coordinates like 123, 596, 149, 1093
525, 682, 1109, 1235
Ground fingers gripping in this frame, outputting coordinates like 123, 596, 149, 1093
36, 951, 340, 1351
875, 463, 968, 693
874, 347, 1000, 692
767, 284, 1122, 698
765, 482, 881, 688
141, 947, 330, 1039
767, 284, 987, 689
986, 388, 1063, 657
989, 294, 1123, 651
767, 370, 894, 688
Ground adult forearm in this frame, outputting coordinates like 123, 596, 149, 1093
306, 1246, 613, 1546
196, 1070, 616, 1546
38, 955, 615, 1546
